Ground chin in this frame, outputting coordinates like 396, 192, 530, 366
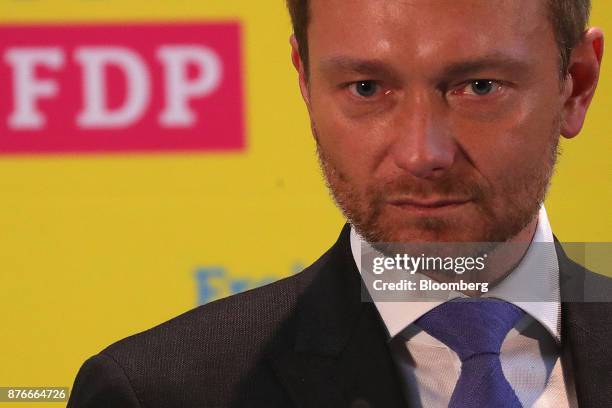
383, 229, 479, 243
362, 215, 494, 244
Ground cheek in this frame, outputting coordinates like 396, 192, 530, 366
452, 96, 559, 191
311, 92, 392, 182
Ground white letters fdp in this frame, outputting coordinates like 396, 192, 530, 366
3, 45, 223, 130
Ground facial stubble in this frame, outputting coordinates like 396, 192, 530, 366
313, 119, 561, 244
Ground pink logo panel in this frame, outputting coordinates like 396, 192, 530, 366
0, 23, 244, 154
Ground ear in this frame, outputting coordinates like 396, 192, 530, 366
290, 35, 312, 110
560, 27, 604, 139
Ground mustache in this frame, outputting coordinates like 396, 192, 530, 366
373, 174, 488, 202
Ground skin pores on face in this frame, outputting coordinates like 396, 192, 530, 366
304, 0, 566, 243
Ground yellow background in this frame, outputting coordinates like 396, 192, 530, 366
0, 1, 610, 405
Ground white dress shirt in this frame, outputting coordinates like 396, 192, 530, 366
350, 206, 577, 408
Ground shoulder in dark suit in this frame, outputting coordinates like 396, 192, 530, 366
68, 226, 612, 408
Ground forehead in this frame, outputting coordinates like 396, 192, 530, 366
307, 0, 554, 69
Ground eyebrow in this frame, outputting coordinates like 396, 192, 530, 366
317, 54, 530, 80
318, 56, 400, 78
440, 54, 531, 79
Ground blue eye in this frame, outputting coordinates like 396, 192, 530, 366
351, 81, 379, 97
468, 80, 497, 96
471, 80, 493, 95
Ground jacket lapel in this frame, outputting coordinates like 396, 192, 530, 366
268, 224, 407, 407
269, 230, 612, 407
557, 240, 612, 407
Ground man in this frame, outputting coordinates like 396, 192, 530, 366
68, 0, 611, 407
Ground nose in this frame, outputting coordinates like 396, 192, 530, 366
390, 92, 456, 179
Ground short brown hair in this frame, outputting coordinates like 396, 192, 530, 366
286, 0, 591, 78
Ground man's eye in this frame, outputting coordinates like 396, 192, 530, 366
457, 80, 502, 96
349, 80, 380, 98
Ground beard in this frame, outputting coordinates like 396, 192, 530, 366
314, 124, 560, 244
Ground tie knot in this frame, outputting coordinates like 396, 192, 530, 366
415, 299, 524, 361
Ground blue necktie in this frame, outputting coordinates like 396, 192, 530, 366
415, 299, 525, 408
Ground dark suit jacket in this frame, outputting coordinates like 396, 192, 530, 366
68, 225, 612, 407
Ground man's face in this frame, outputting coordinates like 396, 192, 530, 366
301, 0, 567, 243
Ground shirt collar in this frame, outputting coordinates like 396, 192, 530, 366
350, 205, 561, 342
